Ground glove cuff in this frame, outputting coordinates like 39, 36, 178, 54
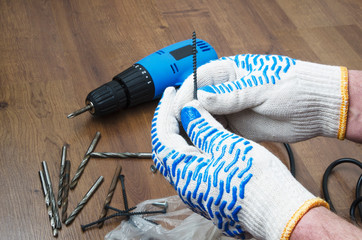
295, 61, 349, 140
280, 197, 330, 240
338, 66, 349, 140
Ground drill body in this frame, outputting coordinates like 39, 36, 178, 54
82, 39, 218, 117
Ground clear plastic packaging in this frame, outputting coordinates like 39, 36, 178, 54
105, 195, 239, 240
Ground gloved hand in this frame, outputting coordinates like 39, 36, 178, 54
151, 87, 329, 240
174, 54, 349, 142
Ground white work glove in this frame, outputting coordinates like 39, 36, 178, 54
151, 87, 329, 240
174, 54, 349, 142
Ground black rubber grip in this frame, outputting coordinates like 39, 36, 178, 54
86, 80, 127, 116
112, 64, 154, 107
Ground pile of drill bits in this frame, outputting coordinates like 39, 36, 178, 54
39, 161, 62, 237
38, 131, 154, 237
38, 133, 104, 237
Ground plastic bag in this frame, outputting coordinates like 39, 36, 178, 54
104, 195, 240, 240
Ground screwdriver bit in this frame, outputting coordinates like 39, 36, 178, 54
70, 132, 101, 189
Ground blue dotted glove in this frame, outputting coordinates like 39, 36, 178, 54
174, 54, 348, 142
151, 87, 328, 240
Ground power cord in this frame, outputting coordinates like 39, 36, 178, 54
283, 143, 296, 177
321, 158, 362, 223
283, 145, 362, 224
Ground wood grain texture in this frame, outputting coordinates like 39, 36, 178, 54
0, 0, 361, 239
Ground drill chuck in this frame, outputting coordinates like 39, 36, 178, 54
67, 38, 217, 118
85, 64, 154, 116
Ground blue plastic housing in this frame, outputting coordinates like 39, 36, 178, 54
137, 39, 218, 99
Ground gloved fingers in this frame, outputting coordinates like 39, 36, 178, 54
151, 87, 201, 178
196, 74, 268, 115
180, 100, 255, 161
174, 58, 238, 119
226, 109, 299, 143
180, 101, 257, 238
196, 54, 296, 115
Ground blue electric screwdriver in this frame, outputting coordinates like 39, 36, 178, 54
67, 38, 217, 118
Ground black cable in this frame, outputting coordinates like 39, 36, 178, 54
322, 158, 362, 223
281, 144, 362, 223
350, 196, 362, 224
283, 143, 296, 177
355, 175, 362, 222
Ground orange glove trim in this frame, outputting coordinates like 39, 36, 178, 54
280, 197, 330, 240
337, 66, 349, 140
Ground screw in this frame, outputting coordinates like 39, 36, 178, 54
80, 207, 166, 231
152, 201, 168, 210
150, 164, 157, 173
118, 175, 129, 211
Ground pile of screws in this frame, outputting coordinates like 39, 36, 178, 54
81, 174, 168, 231
38, 131, 161, 237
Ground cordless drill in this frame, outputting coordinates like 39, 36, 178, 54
67, 38, 217, 118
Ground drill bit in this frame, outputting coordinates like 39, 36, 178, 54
192, 31, 197, 100
90, 152, 152, 159
57, 145, 67, 207
61, 160, 71, 223
39, 170, 50, 207
65, 176, 104, 226
39, 171, 57, 234
97, 165, 122, 228
70, 131, 101, 189
42, 161, 62, 229
67, 103, 94, 119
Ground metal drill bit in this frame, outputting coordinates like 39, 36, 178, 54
39, 171, 56, 231
119, 175, 129, 211
67, 103, 94, 119
39, 170, 50, 206
57, 145, 67, 207
65, 176, 104, 226
90, 152, 152, 159
61, 160, 71, 223
70, 131, 101, 189
42, 161, 62, 229
97, 165, 122, 228
192, 31, 197, 100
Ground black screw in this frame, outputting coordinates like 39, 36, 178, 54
119, 175, 129, 211
80, 207, 166, 231
105, 205, 136, 213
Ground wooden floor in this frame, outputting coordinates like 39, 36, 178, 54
1, 0, 361, 239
